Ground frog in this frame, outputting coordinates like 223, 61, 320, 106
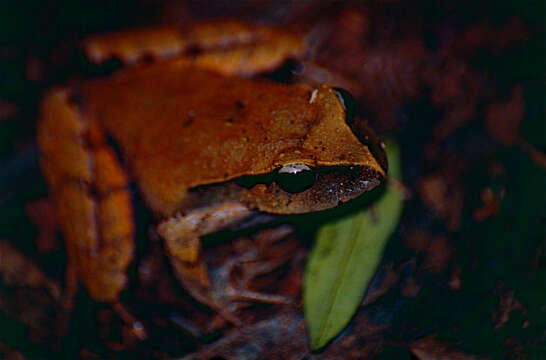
37, 20, 387, 335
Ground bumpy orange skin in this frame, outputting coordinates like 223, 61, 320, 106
38, 20, 386, 309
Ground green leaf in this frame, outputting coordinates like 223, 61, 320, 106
304, 139, 404, 350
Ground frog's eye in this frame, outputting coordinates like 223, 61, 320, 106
333, 88, 357, 126
275, 164, 315, 193
278, 164, 311, 174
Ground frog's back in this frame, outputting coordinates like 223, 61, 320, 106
81, 60, 383, 215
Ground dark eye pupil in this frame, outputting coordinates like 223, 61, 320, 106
275, 170, 316, 193
333, 88, 357, 125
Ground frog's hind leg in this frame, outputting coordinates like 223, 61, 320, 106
84, 21, 268, 64
82, 20, 306, 76
38, 90, 144, 339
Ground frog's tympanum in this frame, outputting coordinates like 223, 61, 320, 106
38, 20, 387, 331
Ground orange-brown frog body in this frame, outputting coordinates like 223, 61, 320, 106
37, 20, 387, 319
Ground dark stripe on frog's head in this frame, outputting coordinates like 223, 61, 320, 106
234, 164, 383, 214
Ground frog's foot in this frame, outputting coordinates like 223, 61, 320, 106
165, 251, 243, 326
195, 226, 299, 329
218, 226, 297, 311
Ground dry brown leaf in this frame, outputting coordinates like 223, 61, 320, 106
418, 172, 463, 231
0, 342, 25, 360
0, 100, 18, 122
411, 337, 482, 360
485, 85, 524, 146
473, 187, 504, 222
492, 290, 527, 329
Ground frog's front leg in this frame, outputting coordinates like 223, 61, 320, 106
157, 202, 256, 312
38, 90, 144, 338
158, 211, 295, 323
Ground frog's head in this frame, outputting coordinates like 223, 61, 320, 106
236, 85, 387, 214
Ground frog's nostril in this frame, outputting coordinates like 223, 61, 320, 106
275, 166, 315, 193
333, 88, 357, 126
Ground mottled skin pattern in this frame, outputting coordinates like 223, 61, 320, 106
37, 20, 386, 327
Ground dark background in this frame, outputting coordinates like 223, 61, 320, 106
0, 1, 544, 358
